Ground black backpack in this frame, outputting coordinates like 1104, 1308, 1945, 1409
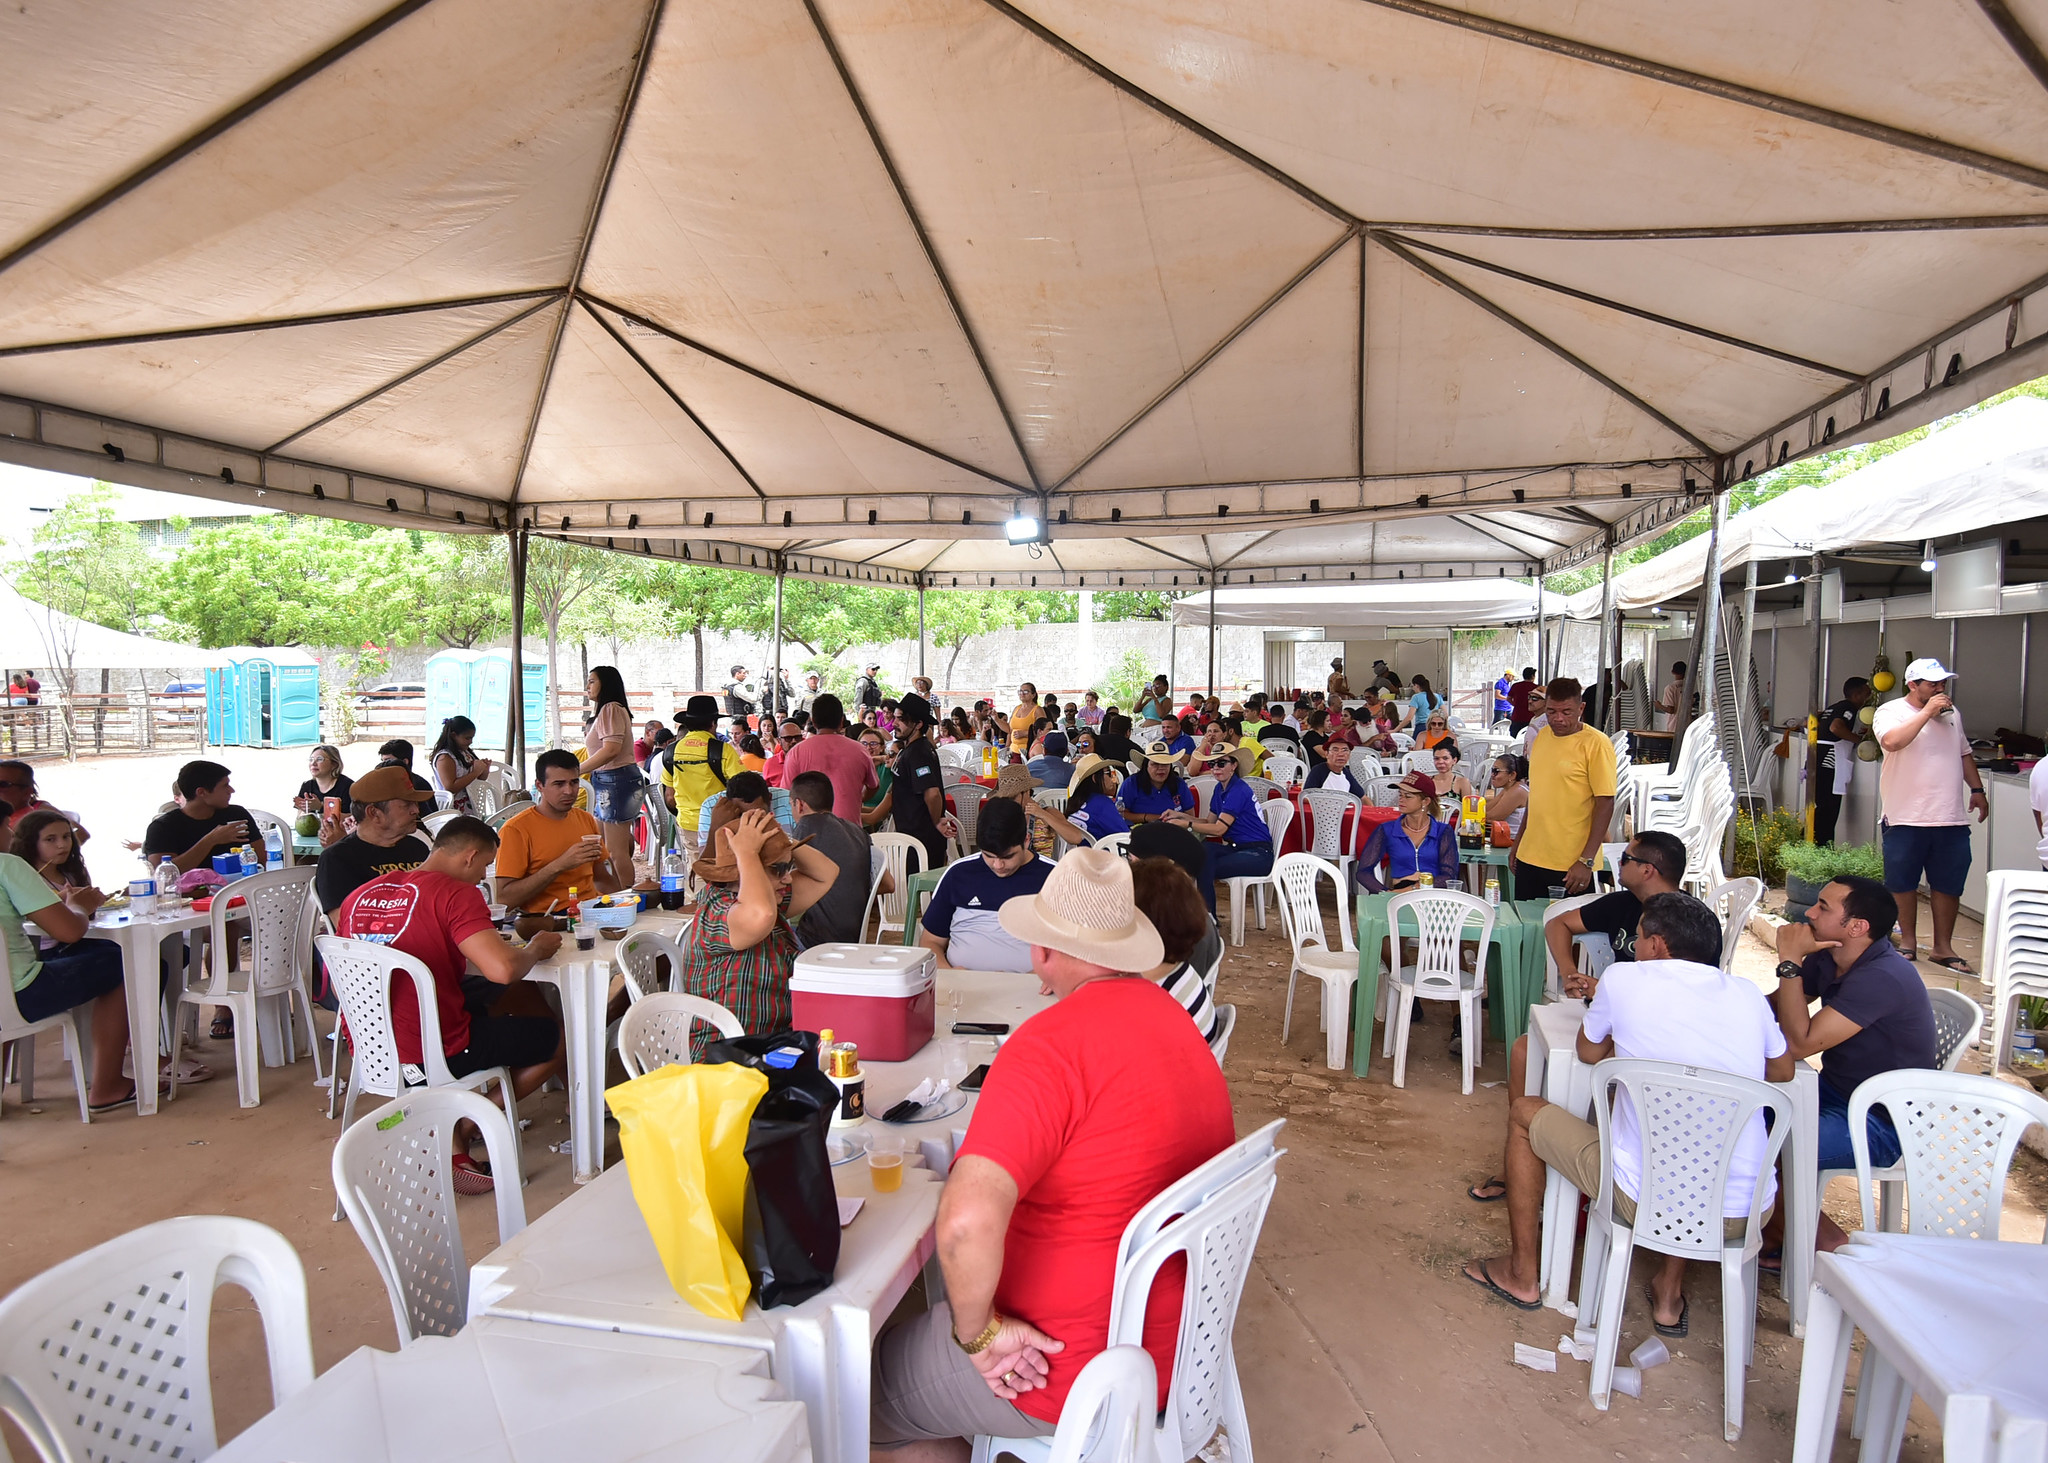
662, 733, 731, 788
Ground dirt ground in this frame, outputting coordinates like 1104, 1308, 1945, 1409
2, 749, 2041, 1460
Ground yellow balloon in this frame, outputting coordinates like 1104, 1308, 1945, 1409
1858, 705, 1876, 725
1871, 670, 1896, 692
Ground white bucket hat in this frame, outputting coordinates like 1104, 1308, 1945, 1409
998, 847, 1163, 973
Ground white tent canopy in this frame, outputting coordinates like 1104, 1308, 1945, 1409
7, 1, 2048, 586
1564, 396, 2048, 616
0, 580, 229, 673
1173, 579, 1569, 631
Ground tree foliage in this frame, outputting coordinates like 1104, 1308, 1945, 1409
156, 516, 423, 647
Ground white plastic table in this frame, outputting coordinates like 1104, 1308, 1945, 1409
211, 1315, 813, 1463
1524, 998, 1820, 1329
1791, 1233, 2048, 1463
469, 966, 1048, 1463
75, 904, 210, 1116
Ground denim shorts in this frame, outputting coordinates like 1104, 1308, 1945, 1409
588, 765, 647, 824
16, 940, 124, 1023
1815, 1079, 1903, 1171
1880, 820, 1971, 897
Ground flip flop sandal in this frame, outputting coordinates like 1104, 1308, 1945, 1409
450, 1153, 495, 1195
1758, 1247, 1783, 1275
1465, 1260, 1542, 1311
1468, 1177, 1508, 1203
1928, 955, 1977, 976
87, 1082, 140, 1115
1646, 1287, 1689, 1338
210, 1014, 234, 1039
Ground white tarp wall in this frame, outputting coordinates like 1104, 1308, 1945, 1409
1172, 580, 1571, 630
7, 1, 2048, 587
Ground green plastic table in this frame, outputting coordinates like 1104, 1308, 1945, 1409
901, 868, 945, 946
1348, 892, 1546, 1078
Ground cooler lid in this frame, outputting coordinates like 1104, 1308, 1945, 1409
791, 943, 937, 997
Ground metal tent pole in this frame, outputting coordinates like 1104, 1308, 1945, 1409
771, 567, 785, 720
1596, 536, 1616, 726
1168, 601, 1179, 699
1694, 490, 1729, 736
1734, 556, 1759, 788
1535, 577, 1549, 685
1806, 552, 1825, 837
917, 582, 926, 680
1207, 580, 1218, 700
508, 523, 529, 783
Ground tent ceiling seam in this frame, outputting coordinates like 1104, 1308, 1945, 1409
1974, 0, 2048, 98
261, 293, 561, 454
579, 299, 768, 501
800, 0, 1044, 494
1371, 233, 1716, 457
1453, 514, 1545, 563
1217, 530, 1281, 568
1050, 226, 1359, 492
1381, 214, 2048, 242
579, 293, 1033, 493
0, 290, 560, 360
1349, 0, 2048, 193
1383, 232, 1858, 377
506, 0, 669, 511
0, 0, 441, 280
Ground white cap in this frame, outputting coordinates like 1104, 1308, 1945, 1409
1903, 657, 1954, 683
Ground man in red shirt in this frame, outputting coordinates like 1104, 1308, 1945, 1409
337, 816, 565, 1194
870, 849, 1235, 1454
774, 693, 875, 821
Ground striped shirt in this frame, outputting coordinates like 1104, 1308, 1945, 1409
1154, 919, 1223, 1045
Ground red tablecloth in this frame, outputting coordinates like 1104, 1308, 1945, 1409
1270, 787, 1397, 857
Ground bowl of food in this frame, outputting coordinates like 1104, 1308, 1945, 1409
579, 892, 642, 934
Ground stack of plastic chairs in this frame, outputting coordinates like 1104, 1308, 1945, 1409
1607, 728, 1633, 838
1983, 870, 2048, 1075
1635, 716, 1735, 895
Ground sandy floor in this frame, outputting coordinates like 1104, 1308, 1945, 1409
1, 756, 2040, 1460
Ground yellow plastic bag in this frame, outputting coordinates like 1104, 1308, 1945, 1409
605, 1061, 768, 1320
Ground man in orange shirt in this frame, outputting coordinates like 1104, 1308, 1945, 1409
494, 749, 625, 915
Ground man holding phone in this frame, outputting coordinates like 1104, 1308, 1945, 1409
1873, 657, 1987, 973
494, 749, 625, 915
143, 761, 260, 872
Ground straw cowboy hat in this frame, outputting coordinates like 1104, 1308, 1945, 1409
1063, 753, 1117, 798
692, 801, 811, 884
1140, 738, 1184, 764
995, 764, 1043, 798
998, 847, 1163, 972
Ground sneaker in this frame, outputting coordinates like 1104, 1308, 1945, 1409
451, 1153, 495, 1195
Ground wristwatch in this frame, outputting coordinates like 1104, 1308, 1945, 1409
1775, 959, 1804, 982
954, 1314, 1003, 1355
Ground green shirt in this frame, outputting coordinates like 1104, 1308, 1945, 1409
0, 852, 60, 990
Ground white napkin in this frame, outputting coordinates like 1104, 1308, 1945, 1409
1512, 1343, 1556, 1372
902, 1078, 950, 1108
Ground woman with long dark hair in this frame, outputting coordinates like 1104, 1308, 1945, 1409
11, 808, 89, 891
430, 715, 492, 814
582, 664, 641, 881
1405, 674, 1444, 731
1064, 755, 1129, 840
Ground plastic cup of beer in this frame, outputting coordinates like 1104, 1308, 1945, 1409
867, 1131, 905, 1192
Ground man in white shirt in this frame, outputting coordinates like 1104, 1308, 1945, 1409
1516, 687, 1549, 757
1464, 893, 1791, 1333
1872, 657, 1987, 974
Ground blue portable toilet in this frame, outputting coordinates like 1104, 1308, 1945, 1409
424, 649, 481, 737
207, 649, 322, 747
471, 650, 547, 751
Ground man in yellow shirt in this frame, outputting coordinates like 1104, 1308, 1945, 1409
662, 695, 744, 856
497, 749, 626, 915
1510, 678, 1617, 902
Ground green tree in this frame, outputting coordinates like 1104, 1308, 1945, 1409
416, 536, 511, 648
520, 535, 618, 745
157, 516, 421, 647
619, 563, 757, 692
1092, 590, 1174, 621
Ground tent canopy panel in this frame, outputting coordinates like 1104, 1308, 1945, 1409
1170, 579, 1570, 629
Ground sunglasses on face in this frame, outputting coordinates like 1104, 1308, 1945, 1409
779, 734, 803, 743
1618, 852, 1650, 867
766, 861, 797, 877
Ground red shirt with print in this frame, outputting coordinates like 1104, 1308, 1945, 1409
955, 978, 1234, 1423
337, 870, 494, 1065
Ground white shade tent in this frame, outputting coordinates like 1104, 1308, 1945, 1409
4, 0, 2048, 593
1173, 580, 1570, 630
0, 580, 228, 673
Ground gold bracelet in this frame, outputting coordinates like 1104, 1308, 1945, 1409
954, 1313, 1003, 1355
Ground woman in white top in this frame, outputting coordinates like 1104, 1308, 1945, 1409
582, 665, 642, 883
1486, 753, 1530, 838
430, 716, 492, 814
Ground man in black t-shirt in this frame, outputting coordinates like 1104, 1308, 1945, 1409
1093, 713, 1136, 768
143, 761, 261, 871
1815, 677, 1872, 846
315, 765, 434, 912
1542, 830, 1687, 993
888, 693, 955, 870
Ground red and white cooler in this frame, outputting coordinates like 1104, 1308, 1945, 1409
790, 944, 937, 1062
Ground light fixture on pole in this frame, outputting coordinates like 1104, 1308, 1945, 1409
1920, 539, 1938, 573
1004, 512, 1050, 546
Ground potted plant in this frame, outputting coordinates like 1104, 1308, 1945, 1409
1779, 840, 1886, 924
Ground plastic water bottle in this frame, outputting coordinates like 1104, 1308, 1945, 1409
239, 844, 259, 878
263, 825, 285, 871
660, 846, 688, 910
155, 855, 179, 906
130, 862, 157, 916
2016, 1004, 2038, 1061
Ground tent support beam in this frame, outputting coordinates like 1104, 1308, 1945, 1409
1735, 557, 1760, 785
1375, 236, 1716, 457
1372, 214, 2048, 242
917, 584, 927, 680
1052, 227, 1360, 491
0, 0, 439, 281
1975, 0, 2048, 97
771, 565, 785, 720
508, 0, 671, 510
1453, 515, 1547, 562
581, 301, 768, 498
1677, 488, 1727, 750
1535, 578, 1549, 686
264, 295, 560, 453
508, 522, 529, 782
1207, 580, 1218, 701
1388, 235, 1858, 378
1351, 0, 2048, 192
1596, 535, 1616, 729
803, 0, 1045, 493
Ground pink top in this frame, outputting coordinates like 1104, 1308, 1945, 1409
776, 731, 879, 822
1873, 696, 1971, 826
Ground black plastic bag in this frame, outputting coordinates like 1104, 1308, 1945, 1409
700, 1029, 842, 1308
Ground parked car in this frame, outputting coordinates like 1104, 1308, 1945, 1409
160, 680, 206, 724
352, 681, 426, 709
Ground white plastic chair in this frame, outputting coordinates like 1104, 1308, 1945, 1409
1364, 775, 1405, 809
942, 765, 975, 787
1262, 752, 1305, 787
1574, 1059, 1790, 1439
1705, 876, 1764, 972
986, 1346, 1157, 1463
1384, 887, 1494, 1093
1224, 800, 1292, 947
0, 1215, 314, 1463
0, 938, 93, 1123
864, 832, 928, 941
949, 782, 990, 855
617, 992, 745, 1077
1094, 830, 1133, 859
1390, 732, 1414, 754
1300, 787, 1364, 890
1539, 892, 1604, 999
421, 808, 461, 837
1208, 1004, 1237, 1066
1187, 775, 1217, 819
1594, 839, 1629, 892
1272, 853, 1357, 1070
170, 865, 321, 1108
974, 1128, 1285, 1463
615, 926, 689, 1002
316, 934, 523, 1211
332, 1087, 527, 1346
